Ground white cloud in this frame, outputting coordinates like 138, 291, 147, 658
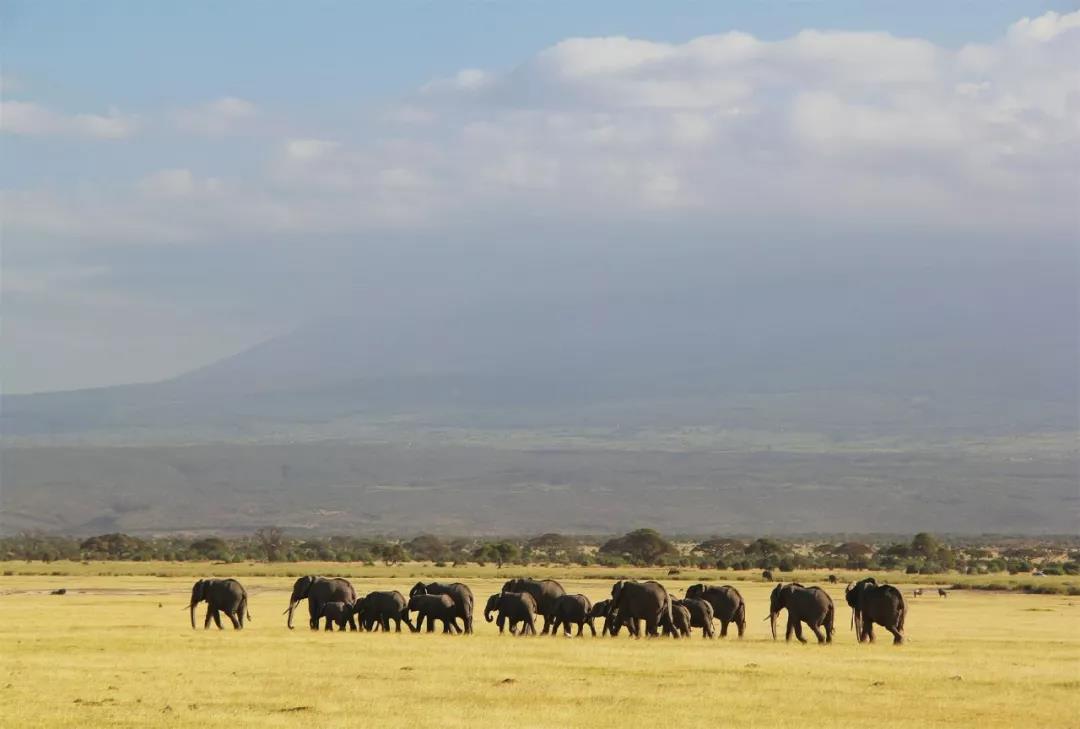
283, 138, 339, 162
175, 96, 257, 135
0, 100, 138, 138
138, 168, 223, 198
1007, 9, 1080, 43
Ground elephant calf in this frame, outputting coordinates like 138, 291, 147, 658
317, 601, 356, 632
673, 598, 715, 638
590, 599, 619, 636
550, 594, 596, 637
355, 591, 414, 633
408, 594, 462, 634
661, 603, 692, 638
484, 592, 538, 635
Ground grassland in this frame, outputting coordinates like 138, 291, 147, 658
1, 563, 1078, 728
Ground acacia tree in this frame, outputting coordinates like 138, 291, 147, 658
599, 528, 678, 564
254, 527, 285, 562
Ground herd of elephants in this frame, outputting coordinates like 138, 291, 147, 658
188, 575, 909, 644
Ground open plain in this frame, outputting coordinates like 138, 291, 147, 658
0, 563, 1077, 728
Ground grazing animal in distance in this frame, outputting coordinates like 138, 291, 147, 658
827, 574, 839, 584
762, 570, 774, 581
913, 589, 923, 597
938, 588, 948, 598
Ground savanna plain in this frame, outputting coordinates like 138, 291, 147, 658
1, 563, 1077, 729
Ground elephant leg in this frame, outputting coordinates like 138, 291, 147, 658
212, 608, 224, 630
810, 623, 826, 643
785, 617, 795, 642
887, 625, 903, 645
539, 615, 550, 635
719, 619, 729, 637
645, 616, 659, 638
227, 611, 241, 629
348, 615, 358, 632
525, 617, 536, 635
865, 623, 875, 643
308, 602, 319, 630
587, 619, 596, 637
576, 621, 584, 637
794, 621, 808, 644
203, 607, 213, 629
381, 616, 391, 632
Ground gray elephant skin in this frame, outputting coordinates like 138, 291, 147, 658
768, 583, 835, 643
317, 601, 356, 631
410, 582, 475, 634
409, 593, 462, 633
684, 584, 746, 637
500, 578, 567, 634
189, 578, 250, 630
286, 576, 357, 630
845, 578, 906, 644
484, 592, 538, 635
661, 602, 692, 637
610, 580, 674, 638
356, 590, 414, 632
589, 599, 618, 636
673, 597, 715, 638
549, 594, 596, 637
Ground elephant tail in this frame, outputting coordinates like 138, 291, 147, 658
824, 602, 835, 633
734, 601, 746, 628
244, 597, 252, 622
896, 594, 906, 632
661, 593, 675, 633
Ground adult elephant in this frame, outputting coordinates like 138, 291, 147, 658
610, 580, 673, 638
409, 582, 475, 634
355, 591, 414, 632
549, 594, 596, 637
409, 594, 462, 633
286, 576, 357, 630
845, 578, 906, 644
189, 578, 250, 630
500, 578, 566, 635
768, 583, 834, 644
684, 584, 746, 637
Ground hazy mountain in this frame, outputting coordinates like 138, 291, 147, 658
2, 260, 1076, 535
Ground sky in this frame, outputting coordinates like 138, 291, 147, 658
2, 1, 1078, 394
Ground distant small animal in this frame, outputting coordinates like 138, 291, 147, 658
827, 575, 839, 584
762, 570, 774, 580
912, 589, 923, 597
938, 588, 948, 598
50, 588, 67, 595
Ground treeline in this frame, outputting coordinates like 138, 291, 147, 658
1, 529, 1077, 576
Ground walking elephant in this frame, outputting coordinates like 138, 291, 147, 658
684, 584, 746, 637
500, 578, 566, 635
409, 582, 475, 634
610, 580, 674, 638
673, 598, 715, 638
845, 578, 906, 644
590, 599, 618, 636
317, 601, 356, 631
549, 594, 596, 637
409, 594, 462, 633
286, 576, 357, 630
189, 578, 250, 630
660, 602, 692, 637
768, 583, 834, 644
355, 591, 414, 632
484, 592, 538, 635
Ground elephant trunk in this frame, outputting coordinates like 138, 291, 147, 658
485, 605, 495, 623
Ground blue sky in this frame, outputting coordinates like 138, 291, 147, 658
2, 1, 1078, 393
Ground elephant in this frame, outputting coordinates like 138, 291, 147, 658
286, 576, 357, 630
500, 578, 566, 635
684, 584, 746, 637
845, 578, 906, 644
355, 591, 414, 632
610, 580, 674, 638
762, 570, 774, 581
317, 601, 356, 631
409, 582, 475, 634
660, 603, 692, 637
408, 593, 462, 633
673, 598, 715, 638
189, 578, 250, 630
549, 594, 596, 637
589, 599, 618, 636
483, 592, 538, 635
768, 582, 835, 644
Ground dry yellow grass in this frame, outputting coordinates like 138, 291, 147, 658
1, 565, 1078, 728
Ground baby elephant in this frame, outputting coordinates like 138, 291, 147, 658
484, 592, 538, 635
590, 599, 618, 636
408, 594, 462, 634
550, 594, 596, 637
318, 601, 357, 631
355, 591, 414, 632
660, 603, 692, 638
673, 598, 715, 638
